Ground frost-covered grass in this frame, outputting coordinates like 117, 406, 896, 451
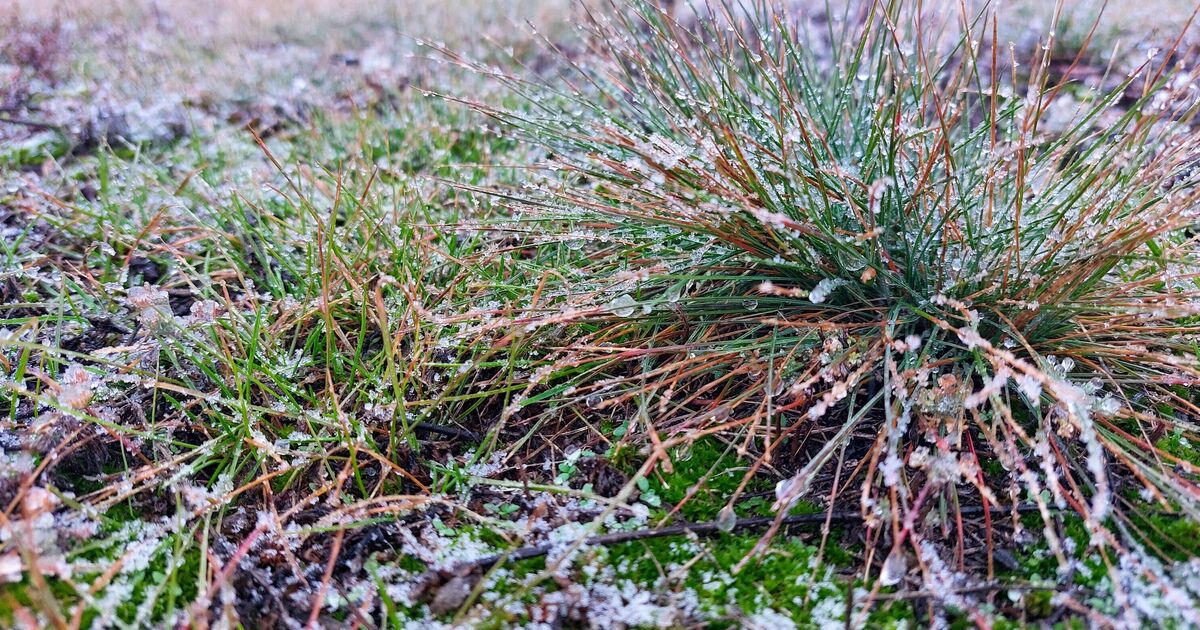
2, 55, 853, 627
454, 0, 1200, 625
3, 0, 1200, 627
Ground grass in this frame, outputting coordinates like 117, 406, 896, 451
453, 0, 1200, 623
3, 0, 1200, 627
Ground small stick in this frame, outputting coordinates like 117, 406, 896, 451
0, 116, 63, 131
441, 503, 1041, 574
414, 422, 482, 442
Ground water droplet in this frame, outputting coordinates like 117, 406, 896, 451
716, 505, 738, 533
742, 299, 758, 311
665, 283, 684, 303
879, 547, 907, 586
607, 294, 637, 317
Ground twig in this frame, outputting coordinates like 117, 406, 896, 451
870, 581, 1084, 602
444, 503, 1041, 574
0, 115, 63, 132
414, 422, 481, 442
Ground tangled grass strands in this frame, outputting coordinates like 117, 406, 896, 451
442, 0, 1200, 621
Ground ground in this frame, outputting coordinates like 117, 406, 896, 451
2, 0, 1200, 628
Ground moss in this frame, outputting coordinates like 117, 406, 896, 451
1125, 506, 1200, 562
0, 540, 204, 628
1156, 428, 1200, 467
432, 529, 909, 627
1012, 513, 1105, 586
578, 437, 913, 625
0, 577, 88, 628
600, 532, 911, 626
0, 502, 205, 627
640, 438, 788, 522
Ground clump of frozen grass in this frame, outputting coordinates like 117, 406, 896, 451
463, 0, 1200, 621
0, 93, 579, 626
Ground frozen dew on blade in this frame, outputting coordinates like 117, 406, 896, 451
808, 278, 846, 304
879, 547, 907, 587
606, 293, 638, 317
716, 505, 738, 533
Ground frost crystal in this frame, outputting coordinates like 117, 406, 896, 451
808, 278, 846, 304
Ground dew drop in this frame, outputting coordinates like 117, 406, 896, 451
879, 547, 907, 586
716, 505, 738, 533
665, 283, 684, 303
607, 294, 637, 317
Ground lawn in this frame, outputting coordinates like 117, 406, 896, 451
3, 0, 1200, 627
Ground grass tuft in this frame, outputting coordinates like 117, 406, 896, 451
455, 0, 1200, 622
